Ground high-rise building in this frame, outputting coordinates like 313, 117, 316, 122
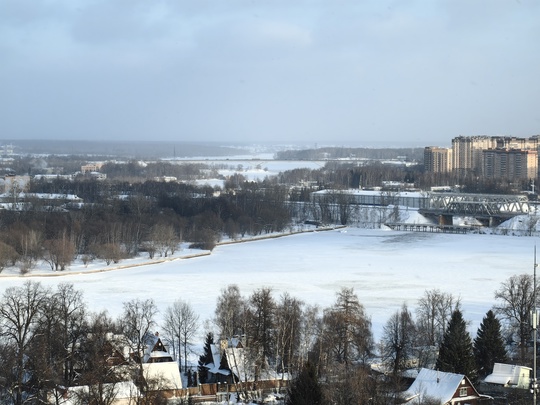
483, 148, 538, 180
424, 147, 452, 173
425, 135, 540, 181
451, 136, 496, 175
450, 135, 540, 179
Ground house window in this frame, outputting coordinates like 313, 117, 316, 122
459, 387, 467, 397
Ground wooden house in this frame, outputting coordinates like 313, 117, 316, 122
402, 368, 492, 404
141, 332, 183, 393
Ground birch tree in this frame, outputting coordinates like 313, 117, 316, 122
163, 299, 199, 372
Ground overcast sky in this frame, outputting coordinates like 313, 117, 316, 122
1, 0, 539, 147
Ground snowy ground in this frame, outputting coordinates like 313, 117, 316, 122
0, 214, 537, 349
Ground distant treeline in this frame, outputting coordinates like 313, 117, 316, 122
2, 139, 248, 159
275, 147, 425, 161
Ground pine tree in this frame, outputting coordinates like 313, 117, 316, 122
436, 309, 477, 380
286, 362, 323, 405
474, 310, 508, 378
197, 332, 214, 384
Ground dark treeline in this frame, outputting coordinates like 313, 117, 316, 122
0, 276, 534, 405
275, 147, 425, 161
3, 140, 247, 159
0, 177, 292, 273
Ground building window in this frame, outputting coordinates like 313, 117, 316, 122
460, 387, 467, 397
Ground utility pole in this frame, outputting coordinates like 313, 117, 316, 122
533, 245, 538, 405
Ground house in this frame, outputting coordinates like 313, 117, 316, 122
143, 332, 175, 363
204, 336, 282, 385
205, 343, 234, 384
483, 363, 532, 389
402, 368, 491, 404
141, 332, 183, 392
223, 338, 283, 383
81, 162, 104, 173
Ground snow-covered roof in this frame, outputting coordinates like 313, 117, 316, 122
224, 347, 281, 382
225, 347, 249, 381
0, 192, 82, 201
484, 363, 531, 387
62, 381, 140, 404
142, 362, 183, 390
143, 333, 173, 363
402, 368, 468, 404
205, 343, 231, 376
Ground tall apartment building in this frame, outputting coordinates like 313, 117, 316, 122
450, 135, 540, 179
483, 148, 538, 181
493, 136, 540, 150
424, 135, 540, 181
451, 136, 497, 175
424, 147, 452, 173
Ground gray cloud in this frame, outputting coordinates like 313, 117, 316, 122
1, 0, 539, 146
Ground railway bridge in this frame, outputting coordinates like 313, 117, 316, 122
418, 192, 531, 227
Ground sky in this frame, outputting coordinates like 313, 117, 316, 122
1, 0, 539, 147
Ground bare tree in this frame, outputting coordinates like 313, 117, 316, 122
0, 281, 49, 405
335, 189, 355, 225
76, 311, 124, 405
56, 283, 87, 385
275, 293, 303, 378
43, 233, 76, 271
246, 287, 276, 377
322, 364, 383, 405
415, 289, 460, 368
91, 242, 124, 265
494, 273, 535, 363
381, 303, 417, 376
126, 193, 154, 255
15, 228, 43, 273
118, 298, 158, 391
297, 304, 321, 372
415, 289, 460, 347
214, 284, 246, 340
31, 283, 88, 404
150, 223, 180, 258
0, 241, 18, 272
162, 299, 199, 373
321, 288, 373, 369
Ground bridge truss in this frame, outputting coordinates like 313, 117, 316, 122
421, 192, 531, 219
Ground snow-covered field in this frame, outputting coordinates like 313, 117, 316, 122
0, 219, 537, 346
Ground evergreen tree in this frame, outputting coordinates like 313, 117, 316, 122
197, 332, 214, 384
474, 310, 507, 378
436, 309, 477, 380
286, 362, 323, 405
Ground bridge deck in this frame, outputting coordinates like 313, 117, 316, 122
385, 222, 482, 234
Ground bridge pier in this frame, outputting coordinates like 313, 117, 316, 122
476, 218, 490, 227
438, 214, 453, 226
